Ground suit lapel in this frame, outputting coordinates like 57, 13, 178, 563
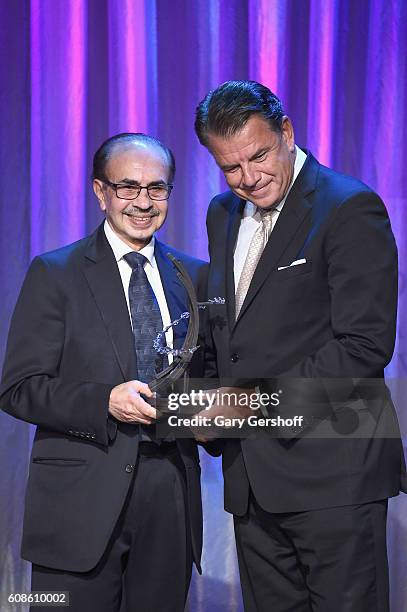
234, 152, 319, 325
82, 224, 136, 381
154, 241, 189, 350
225, 196, 245, 325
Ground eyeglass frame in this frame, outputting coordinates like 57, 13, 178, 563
99, 179, 173, 201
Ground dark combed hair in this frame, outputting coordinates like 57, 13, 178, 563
92, 133, 176, 182
195, 80, 285, 146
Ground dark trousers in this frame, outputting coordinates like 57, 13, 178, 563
31, 443, 192, 612
234, 494, 389, 612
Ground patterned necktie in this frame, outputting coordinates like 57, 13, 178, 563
235, 208, 276, 319
123, 252, 166, 383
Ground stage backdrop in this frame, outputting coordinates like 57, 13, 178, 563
0, 1, 406, 610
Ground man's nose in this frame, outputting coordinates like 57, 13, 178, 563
241, 165, 260, 189
135, 188, 153, 208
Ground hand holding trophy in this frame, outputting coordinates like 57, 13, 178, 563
148, 253, 224, 415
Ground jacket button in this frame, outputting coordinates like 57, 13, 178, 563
230, 353, 239, 363
125, 464, 134, 473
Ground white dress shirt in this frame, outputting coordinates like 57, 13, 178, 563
104, 220, 173, 357
233, 145, 307, 290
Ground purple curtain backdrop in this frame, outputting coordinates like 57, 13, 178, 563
0, 1, 406, 610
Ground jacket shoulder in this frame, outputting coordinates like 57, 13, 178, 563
35, 234, 93, 270
159, 242, 207, 271
316, 162, 375, 202
207, 191, 241, 230
209, 190, 239, 211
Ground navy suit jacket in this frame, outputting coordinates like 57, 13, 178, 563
206, 151, 406, 515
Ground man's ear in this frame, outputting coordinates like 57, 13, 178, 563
281, 116, 295, 152
93, 179, 106, 212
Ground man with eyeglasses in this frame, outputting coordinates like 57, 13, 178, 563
0, 133, 210, 611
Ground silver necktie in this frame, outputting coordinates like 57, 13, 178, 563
235, 209, 275, 319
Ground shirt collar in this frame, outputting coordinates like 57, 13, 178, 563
245, 145, 307, 219
103, 220, 156, 266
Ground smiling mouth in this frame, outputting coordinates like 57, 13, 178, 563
124, 211, 158, 219
246, 185, 268, 194
125, 215, 156, 228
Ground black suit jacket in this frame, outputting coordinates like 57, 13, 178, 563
0, 223, 208, 572
206, 151, 406, 515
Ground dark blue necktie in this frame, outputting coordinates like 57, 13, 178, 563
123, 251, 166, 383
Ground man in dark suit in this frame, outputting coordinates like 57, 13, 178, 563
0, 133, 208, 611
194, 81, 406, 611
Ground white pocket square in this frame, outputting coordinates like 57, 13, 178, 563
278, 258, 307, 271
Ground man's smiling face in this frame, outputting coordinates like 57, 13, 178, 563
206, 114, 296, 209
93, 142, 170, 251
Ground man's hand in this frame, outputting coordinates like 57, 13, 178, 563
201, 387, 255, 420
193, 386, 255, 441
108, 380, 156, 424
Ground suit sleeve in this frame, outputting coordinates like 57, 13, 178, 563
0, 256, 115, 447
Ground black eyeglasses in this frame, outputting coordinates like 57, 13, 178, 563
101, 180, 173, 201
